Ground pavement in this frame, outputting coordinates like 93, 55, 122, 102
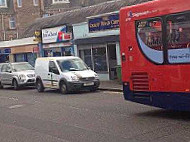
99, 80, 123, 92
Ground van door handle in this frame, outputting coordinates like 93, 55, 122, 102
48, 73, 50, 75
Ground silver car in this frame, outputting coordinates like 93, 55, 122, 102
0, 62, 35, 90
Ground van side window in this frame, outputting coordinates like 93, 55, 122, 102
49, 61, 59, 74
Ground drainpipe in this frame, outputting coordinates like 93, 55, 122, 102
1, 14, 6, 40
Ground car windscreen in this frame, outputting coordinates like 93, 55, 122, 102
12, 63, 34, 72
57, 58, 88, 72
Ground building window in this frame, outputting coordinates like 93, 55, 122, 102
52, 0, 70, 4
33, 0, 38, 6
0, 0, 7, 7
17, 0, 22, 7
9, 17, 16, 29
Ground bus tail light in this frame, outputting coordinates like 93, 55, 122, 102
122, 53, 126, 61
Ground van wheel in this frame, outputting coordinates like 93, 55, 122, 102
60, 82, 68, 95
13, 79, 19, 90
36, 80, 44, 92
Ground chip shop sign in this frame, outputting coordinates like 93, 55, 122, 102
42, 26, 72, 44
88, 13, 119, 32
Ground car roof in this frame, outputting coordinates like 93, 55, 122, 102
37, 56, 80, 61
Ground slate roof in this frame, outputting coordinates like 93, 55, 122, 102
0, 0, 14, 14
23, 0, 152, 38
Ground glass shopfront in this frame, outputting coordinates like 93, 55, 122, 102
44, 47, 73, 57
79, 44, 108, 73
14, 53, 37, 66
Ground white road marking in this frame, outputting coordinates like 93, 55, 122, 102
9, 105, 24, 109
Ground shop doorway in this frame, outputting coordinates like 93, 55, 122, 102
107, 44, 117, 80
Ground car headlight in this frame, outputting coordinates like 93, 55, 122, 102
95, 74, 99, 80
18, 74, 26, 80
71, 75, 79, 81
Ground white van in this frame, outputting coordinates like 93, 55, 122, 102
35, 56, 100, 94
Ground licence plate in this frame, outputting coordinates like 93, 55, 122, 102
84, 82, 94, 86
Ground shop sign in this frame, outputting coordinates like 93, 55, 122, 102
88, 13, 119, 32
42, 26, 72, 44
33, 47, 39, 53
0, 48, 11, 54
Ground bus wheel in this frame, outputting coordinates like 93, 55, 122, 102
0, 82, 3, 89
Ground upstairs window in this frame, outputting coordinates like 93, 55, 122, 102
33, 0, 39, 6
0, 0, 7, 7
52, 0, 70, 4
17, 0, 22, 7
9, 17, 16, 29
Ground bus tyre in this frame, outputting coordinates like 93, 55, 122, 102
13, 79, 19, 90
90, 87, 97, 92
60, 82, 68, 95
36, 79, 44, 93
0, 82, 3, 89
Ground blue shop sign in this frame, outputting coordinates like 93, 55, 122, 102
89, 13, 119, 32
4, 48, 11, 54
0, 48, 11, 54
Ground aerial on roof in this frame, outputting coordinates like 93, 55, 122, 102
23, 0, 153, 38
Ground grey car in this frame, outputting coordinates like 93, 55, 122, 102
0, 62, 35, 90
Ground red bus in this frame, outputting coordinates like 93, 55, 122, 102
120, 0, 190, 111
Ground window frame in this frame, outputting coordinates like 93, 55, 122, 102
17, 0, 22, 7
135, 17, 165, 65
9, 16, 16, 30
0, 0, 7, 7
52, 0, 70, 4
165, 11, 190, 65
33, 0, 38, 6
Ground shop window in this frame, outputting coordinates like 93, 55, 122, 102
167, 12, 190, 63
92, 47, 108, 72
136, 18, 163, 64
0, 0, 7, 7
79, 49, 93, 69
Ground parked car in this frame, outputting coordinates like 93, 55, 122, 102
0, 62, 35, 89
35, 56, 100, 94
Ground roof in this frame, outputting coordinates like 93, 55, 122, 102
0, 0, 14, 14
23, 0, 152, 38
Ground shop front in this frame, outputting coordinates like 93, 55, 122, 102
11, 45, 39, 66
73, 12, 121, 81
0, 48, 11, 63
42, 26, 74, 57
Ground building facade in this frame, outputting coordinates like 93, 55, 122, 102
0, 0, 113, 41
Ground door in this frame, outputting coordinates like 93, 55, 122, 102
107, 44, 117, 80
1, 64, 12, 85
49, 61, 60, 89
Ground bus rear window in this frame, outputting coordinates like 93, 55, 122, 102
136, 18, 163, 64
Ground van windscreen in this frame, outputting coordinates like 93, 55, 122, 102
57, 58, 88, 72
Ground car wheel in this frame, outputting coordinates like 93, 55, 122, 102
13, 79, 19, 90
36, 79, 44, 92
60, 82, 68, 95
